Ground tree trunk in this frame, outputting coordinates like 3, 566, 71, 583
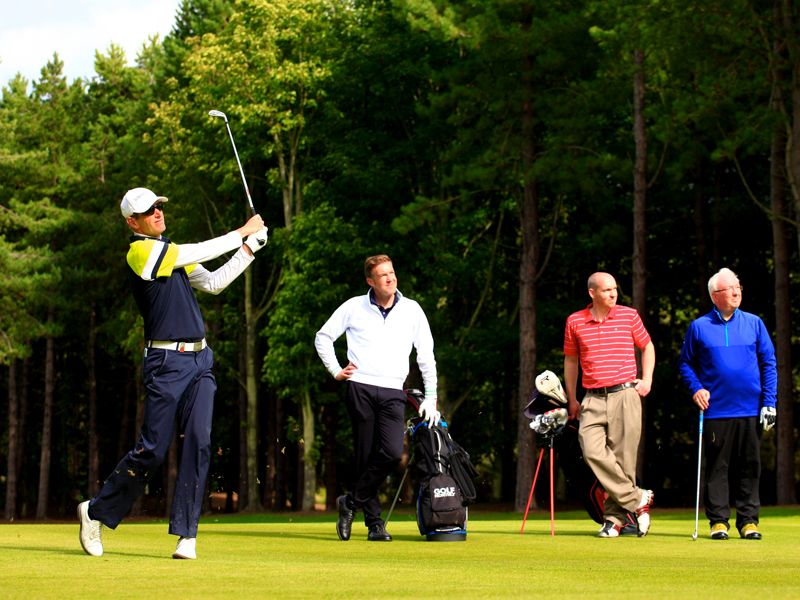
632, 47, 649, 484
117, 378, 133, 460
774, 0, 797, 504
263, 390, 277, 510
130, 365, 145, 517
242, 268, 263, 511
515, 3, 539, 512
238, 339, 250, 510
322, 403, 338, 511
36, 324, 55, 520
17, 358, 29, 517
300, 390, 316, 511
275, 395, 288, 511
88, 307, 100, 496
770, 112, 794, 505
632, 48, 648, 316
5, 362, 19, 520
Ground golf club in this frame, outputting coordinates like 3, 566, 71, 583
692, 410, 704, 541
208, 109, 256, 215
535, 370, 568, 405
385, 467, 410, 526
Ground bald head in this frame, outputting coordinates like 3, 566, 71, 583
588, 272, 615, 291
587, 272, 618, 314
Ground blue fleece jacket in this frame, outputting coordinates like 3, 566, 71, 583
678, 308, 777, 419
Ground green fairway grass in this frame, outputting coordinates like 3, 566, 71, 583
2, 507, 799, 599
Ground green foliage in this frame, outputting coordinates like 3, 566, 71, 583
264, 203, 367, 399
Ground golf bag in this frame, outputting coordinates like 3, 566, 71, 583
523, 377, 605, 524
411, 419, 478, 542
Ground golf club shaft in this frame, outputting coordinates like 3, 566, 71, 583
385, 466, 410, 525
693, 410, 704, 539
223, 121, 256, 216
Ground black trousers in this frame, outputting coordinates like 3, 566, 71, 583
345, 381, 406, 528
704, 416, 761, 530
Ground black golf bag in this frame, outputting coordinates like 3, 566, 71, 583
402, 389, 478, 541
411, 419, 478, 541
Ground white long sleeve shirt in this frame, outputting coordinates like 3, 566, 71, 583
314, 290, 437, 394
129, 231, 254, 294
127, 231, 254, 341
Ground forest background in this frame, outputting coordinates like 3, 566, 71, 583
1, 0, 799, 521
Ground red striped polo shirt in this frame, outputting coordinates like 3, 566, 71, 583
563, 304, 651, 389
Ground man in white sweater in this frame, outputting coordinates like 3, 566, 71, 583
315, 254, 440, 542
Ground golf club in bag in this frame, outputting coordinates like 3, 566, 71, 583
402, 389, 478, 542
208, 109, 256, 216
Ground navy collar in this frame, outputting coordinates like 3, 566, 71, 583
369, 289, 399, 319
712, 306, 738, 323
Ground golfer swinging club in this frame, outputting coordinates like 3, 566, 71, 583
78, 187, 268, 560
315, 254, 440, 542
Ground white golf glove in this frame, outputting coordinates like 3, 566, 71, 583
419, 394, 441, 427
760, 406, 776, 432
244, 226, 269, 254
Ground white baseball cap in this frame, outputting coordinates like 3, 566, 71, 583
120, 187, 168, 218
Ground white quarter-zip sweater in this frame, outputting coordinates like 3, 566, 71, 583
314, 289, 437, 393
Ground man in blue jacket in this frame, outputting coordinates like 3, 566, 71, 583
678, 268, 777, 540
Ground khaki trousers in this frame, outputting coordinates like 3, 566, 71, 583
578, 387, 644, 526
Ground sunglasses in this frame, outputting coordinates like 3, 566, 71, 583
135, 202, 165, 217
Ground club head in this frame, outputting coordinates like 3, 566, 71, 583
535, 370, 568, 405
208, 109, 228, 122
691, 532, 698, 541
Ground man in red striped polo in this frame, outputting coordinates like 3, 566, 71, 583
563, 272, 656, 538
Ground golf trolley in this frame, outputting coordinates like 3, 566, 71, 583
519, 375, 569, 536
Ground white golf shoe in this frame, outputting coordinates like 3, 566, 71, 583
172, 536, 197, 560
635, 489, 654, 536
77, 501, 103, 557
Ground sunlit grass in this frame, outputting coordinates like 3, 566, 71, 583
1, 507, 799, 598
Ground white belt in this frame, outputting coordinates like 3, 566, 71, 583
147, 339, 207, 352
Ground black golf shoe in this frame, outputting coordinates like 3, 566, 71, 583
336, 495, 355, 541
740, 523, 762, 540
367, 522, 392, 542
619, 512, 639, 536
710, 522, 729, 540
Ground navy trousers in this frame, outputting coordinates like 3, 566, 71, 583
704, 416, 761, 531
89, 346, 216, 538
346, 382, 406, 528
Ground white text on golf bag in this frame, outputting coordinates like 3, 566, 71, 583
433, 485, 457, 498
